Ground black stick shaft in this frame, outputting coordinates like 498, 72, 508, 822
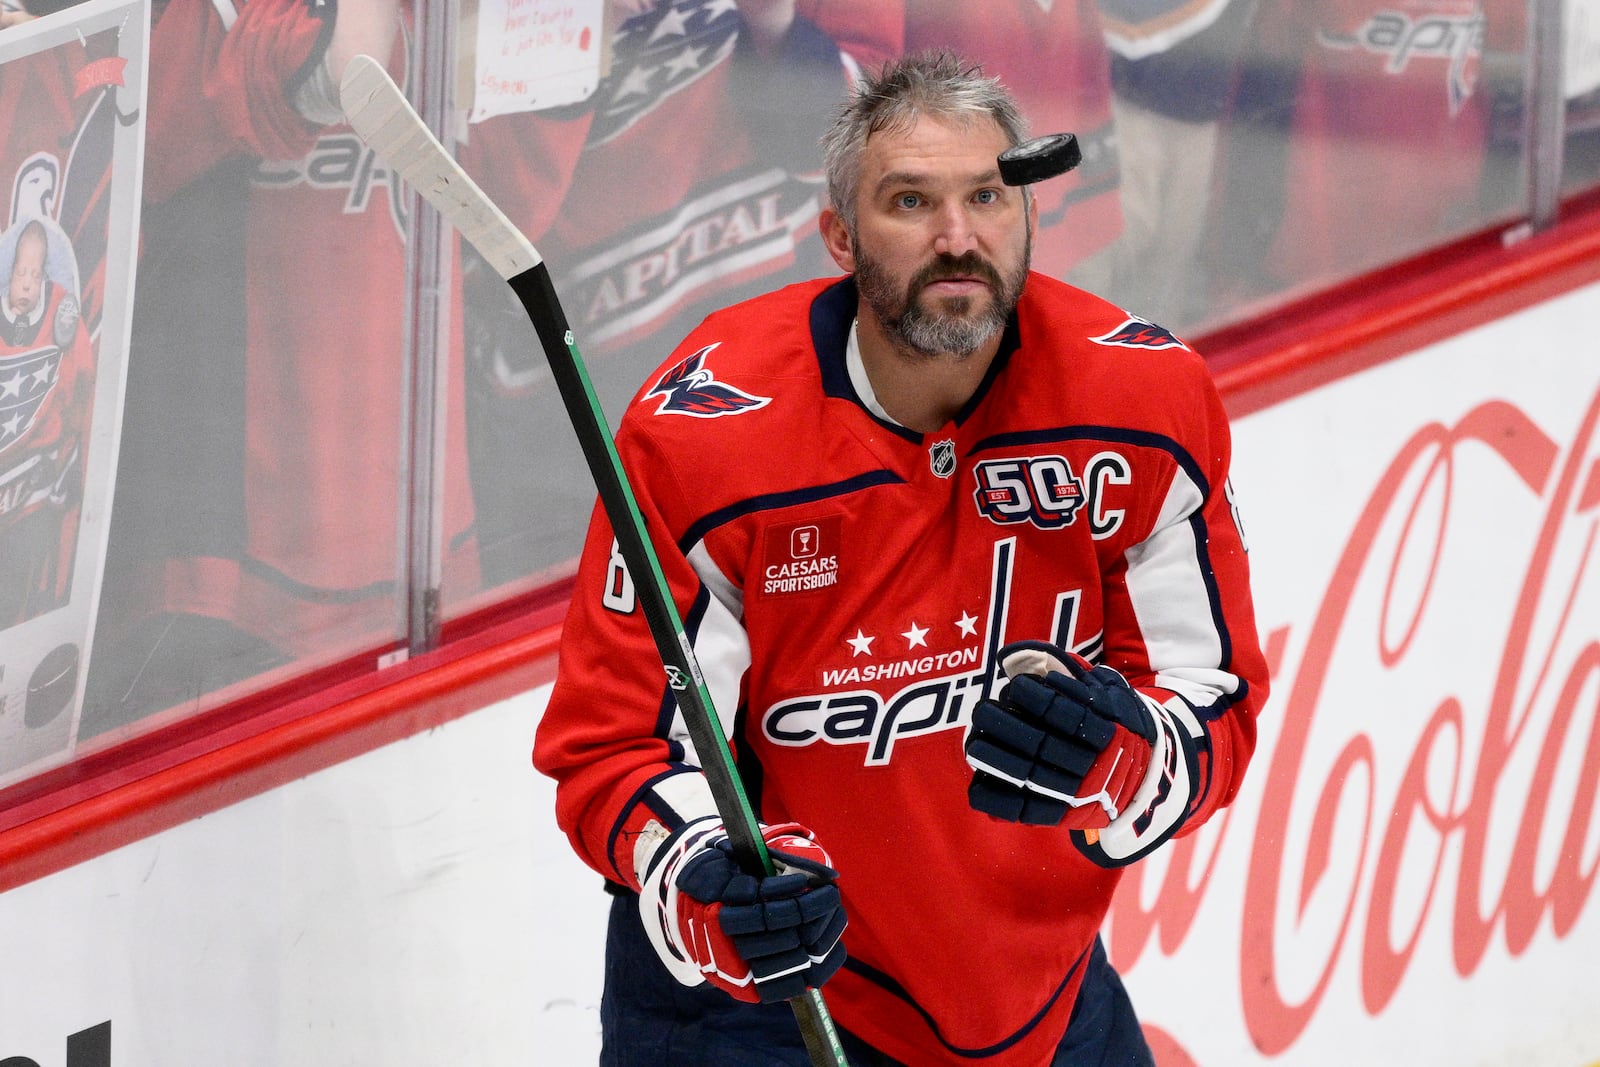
337, 52, 847, 1064
508, 264, 765, 865
507, 265, 849, 1067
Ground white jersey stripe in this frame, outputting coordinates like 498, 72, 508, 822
678, 541, 752, 767
1123, 469, 1226, 693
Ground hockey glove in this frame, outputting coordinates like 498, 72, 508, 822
638, 817, 847, 1004
966, 641, 1158, 828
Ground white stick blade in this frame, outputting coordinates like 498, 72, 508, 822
338, 54, 541, 279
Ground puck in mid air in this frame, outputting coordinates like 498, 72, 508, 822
998, 133, 1082, 187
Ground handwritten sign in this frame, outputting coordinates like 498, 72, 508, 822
470, 0, 603, 122
1568, 0, 1600, 99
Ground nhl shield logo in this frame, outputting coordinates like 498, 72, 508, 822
929, 439, 956, 479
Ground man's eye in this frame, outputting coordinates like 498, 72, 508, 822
894, 193, 922, 209
975, 189, 1000, 205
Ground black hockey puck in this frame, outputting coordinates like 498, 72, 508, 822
998, 133, 1082, 186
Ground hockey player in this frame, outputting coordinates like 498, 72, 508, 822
534, 51, 1269, 1066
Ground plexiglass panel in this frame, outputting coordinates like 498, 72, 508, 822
0, 0, 1557, 793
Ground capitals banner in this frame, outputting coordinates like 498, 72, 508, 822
0, 0, 148, 788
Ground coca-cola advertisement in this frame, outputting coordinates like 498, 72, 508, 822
0, 0, 146, 788
1117, 288, 1600, 1066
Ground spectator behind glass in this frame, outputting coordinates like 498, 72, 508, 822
1202, 0, 1525, 324
457, 0, 900, 587
1096, 0, 1258, 330
85, 0, 483, 734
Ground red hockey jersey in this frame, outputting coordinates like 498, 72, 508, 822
141, 0, 480, 656
535, 271, 1269, 1065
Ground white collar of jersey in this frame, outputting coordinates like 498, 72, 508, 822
1, 293, 43, 329
845, 318, 902, 427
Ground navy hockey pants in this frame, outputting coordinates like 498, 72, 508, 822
598, 890, 1156, 1066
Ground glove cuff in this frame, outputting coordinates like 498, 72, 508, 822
625, 771, 722, 891
638, 815, 726, 990
1093, 696, 1205, 863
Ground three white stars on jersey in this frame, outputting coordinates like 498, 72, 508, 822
846, 611, 981, 657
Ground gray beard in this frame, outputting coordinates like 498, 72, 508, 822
895, 293, 1007, 358
853, 233, 1031, 360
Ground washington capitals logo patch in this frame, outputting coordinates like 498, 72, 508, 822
1092, 317, 1188, 351
647, 342, 771, 418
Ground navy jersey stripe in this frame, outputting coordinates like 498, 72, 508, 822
677, 469, 906, 552
603, 763, 703, 881
970, 424, 1211, 499
841, 941, 1092, 1058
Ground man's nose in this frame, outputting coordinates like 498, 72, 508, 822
932, 202, 978, 258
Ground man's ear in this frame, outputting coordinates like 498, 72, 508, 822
818, 207, 856, 273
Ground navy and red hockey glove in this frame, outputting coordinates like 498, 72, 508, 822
638, 817, 847, 1004
965, 641, 1160, 828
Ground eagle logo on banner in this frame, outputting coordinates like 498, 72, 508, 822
646, 342, 771, 417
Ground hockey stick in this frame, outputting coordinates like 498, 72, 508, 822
339, 55, 849, 1067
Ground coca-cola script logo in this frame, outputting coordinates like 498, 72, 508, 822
1103, 389, 1600, 1063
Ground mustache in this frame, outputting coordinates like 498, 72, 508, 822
911, 253, 1003, 293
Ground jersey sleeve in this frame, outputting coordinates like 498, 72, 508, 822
532, 400, 748, 890
209, 0, 337, 158
1084, 349, 1269, 865
145, 0, 334, 203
